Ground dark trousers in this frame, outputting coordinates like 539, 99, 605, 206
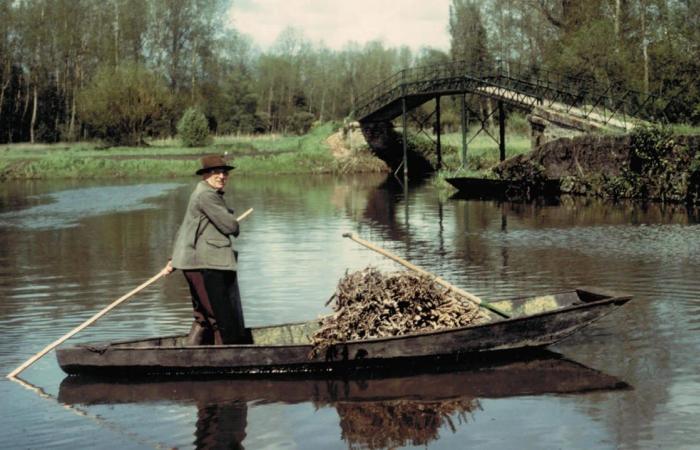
183, 269, 246, 345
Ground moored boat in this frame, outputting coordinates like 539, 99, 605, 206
56, 287, 631, 376
446, 176, 561, 199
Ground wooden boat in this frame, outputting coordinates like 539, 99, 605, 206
446, 177, 561, 199
56, 287, 631, 376
58, 350, 629, 405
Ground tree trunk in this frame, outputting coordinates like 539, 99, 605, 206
267, 84, 273, 130
614, 0, 621, 40
69, 90, 76, 140
191, 37, 196, 103
114, 0, 120, 65
641, 4, 649, 95
0, 76, 9, 125
319, 88, 326, 122
30, 84, 38, 143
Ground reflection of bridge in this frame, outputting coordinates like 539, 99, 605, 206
353, 61, 657, 176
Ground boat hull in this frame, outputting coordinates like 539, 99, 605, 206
446, 177, 561, 199
58, 350, 629, 405
57, 288, 631, 376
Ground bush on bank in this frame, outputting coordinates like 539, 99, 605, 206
496, 124, 700, 205
177, 108, 212, 147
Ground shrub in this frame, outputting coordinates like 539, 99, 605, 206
177, 108, 211, 147
629, 123, 675, 175
286, 111, 315, 135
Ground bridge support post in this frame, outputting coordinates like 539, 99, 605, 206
402, 97, 408, 183
460, 94, 468, 168
436, 96, 442, 170
498, 100, 506, 162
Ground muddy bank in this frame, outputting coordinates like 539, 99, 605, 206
326, 123, 389, 174
359, 121, 435, 174
494, 129, 700, 204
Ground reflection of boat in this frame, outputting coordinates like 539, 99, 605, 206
58, 351, 629, 405
59, 352, 629, 450
57, 288, 631, 376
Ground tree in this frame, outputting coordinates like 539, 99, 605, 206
214, 70, 259, 134
449, 0, 495, 129
77, 63, 172, 145
449, 0, 491, 67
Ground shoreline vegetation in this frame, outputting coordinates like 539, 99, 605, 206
3, 119, 699, 206
0, 121, 531, 181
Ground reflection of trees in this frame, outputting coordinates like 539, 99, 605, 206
355, 179, 694, 448
448, 196, 694, 448
332, 399, 479, 450
234, 173, 389, 219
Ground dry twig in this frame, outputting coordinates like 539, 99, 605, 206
309, 267, 489, 358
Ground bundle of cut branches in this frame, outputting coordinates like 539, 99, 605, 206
309, 267, 489, 358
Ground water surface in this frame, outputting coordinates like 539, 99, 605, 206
0, 174, 698, 449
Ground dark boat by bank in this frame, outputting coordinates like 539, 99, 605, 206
446, 177, 561, 199
56, 287, 631, 376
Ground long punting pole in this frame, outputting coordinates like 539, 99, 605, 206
342, 233, 509, 318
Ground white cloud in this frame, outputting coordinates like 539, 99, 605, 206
228, 0, 451, 51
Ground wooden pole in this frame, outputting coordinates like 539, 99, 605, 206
6, 208, 254, 380
436, 95, 442, 170
6, 270, 167, 379
499, 100, 506, 162
461, 94, 468, 168
401, 97, 408, 183
236, 207, 254, 222
342, 233, 509, 318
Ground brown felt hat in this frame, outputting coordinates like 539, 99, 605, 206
196, 154, 235, 175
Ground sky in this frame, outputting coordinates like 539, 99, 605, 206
227, 0, 451, 52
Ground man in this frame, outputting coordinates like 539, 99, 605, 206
166, 154, 246, 345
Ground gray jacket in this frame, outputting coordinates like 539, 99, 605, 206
171, 181, 240, 271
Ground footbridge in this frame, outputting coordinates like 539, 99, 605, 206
352, 60, 658, 176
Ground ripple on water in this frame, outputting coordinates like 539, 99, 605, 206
482, 223, 700, 260
0, 183, 183, 229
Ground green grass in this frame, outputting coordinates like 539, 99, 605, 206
670, 123, 700, 135
0, 120, 559, 181
427, 128, 532, 195
440, 131, 531, 162
409, 129, 531, 175
0, 122, 350, 179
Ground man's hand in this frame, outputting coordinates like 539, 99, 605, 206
163, 260, 175, 276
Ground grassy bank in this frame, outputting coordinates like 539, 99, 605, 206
0, 123, 354, 180
0, 120, 536, 181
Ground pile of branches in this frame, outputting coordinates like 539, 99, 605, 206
310, 267, 488, 358
335, 399, 478, 449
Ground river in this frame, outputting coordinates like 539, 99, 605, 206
0, 173, 698, 449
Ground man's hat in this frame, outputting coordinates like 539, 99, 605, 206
196, 154, 235, 175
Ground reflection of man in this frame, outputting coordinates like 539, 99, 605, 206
194, 401, 248, 449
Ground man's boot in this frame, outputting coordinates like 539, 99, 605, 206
186, 321, 207, 346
